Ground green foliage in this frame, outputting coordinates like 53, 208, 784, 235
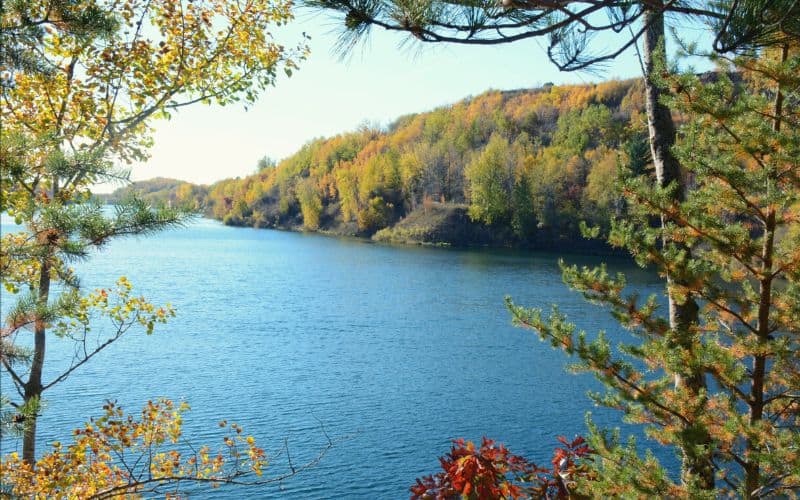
296, 178, 323, 230
102, 178, 207, 209
357, 196, 393, 233
510, 172, 536, 240
551, 105, 616, 155
306, 0, 726, 73
584, 148, 622, 220
0, 0, 115, 81
508, 48, 800, 497
465, 133, 514, 225
0, 396, 39, 440
182, 80, 643, 247
712, 1, 800, 52
256, 155, 277, 171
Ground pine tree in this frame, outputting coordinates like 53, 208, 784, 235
507, 45, 800, 497
304, 2, 740, 487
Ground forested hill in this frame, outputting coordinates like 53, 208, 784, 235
99, 177, 206, 207
113, 79, 651, 250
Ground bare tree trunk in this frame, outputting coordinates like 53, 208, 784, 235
22, 258, 51, 465
641, 3, 713, 490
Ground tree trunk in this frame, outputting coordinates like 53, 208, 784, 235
22, 258, 50, 465
641, 3, 713, 490
746, 208, 775, 498
745, 42, 787, 498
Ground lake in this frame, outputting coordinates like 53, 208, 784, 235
1, 217, 670, 497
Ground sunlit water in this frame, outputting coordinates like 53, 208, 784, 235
1, 217, 674, 497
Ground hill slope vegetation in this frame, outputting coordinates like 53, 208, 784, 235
110, 80, 650, 249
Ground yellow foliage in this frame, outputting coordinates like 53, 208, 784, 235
1, 399, 267, 499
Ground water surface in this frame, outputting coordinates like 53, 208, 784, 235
1, 218, 669, 497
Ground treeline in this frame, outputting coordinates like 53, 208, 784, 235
100, 177, 206, 208
113, 80, 651, 248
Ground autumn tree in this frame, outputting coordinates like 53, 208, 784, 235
507, 45, 800, 497
1, 0, 307, 464
297, 176, 323, 230
1, 398, 333, 498
198, 81, 645, 245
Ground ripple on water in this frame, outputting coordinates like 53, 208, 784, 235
1, 218, 675, 497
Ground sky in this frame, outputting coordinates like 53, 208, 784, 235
108, 9, 711, 192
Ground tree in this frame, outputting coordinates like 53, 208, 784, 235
356, 195, 393, 233
710, 0, 800, 53
297, 177, 323, 230
507, 45, 800, 497
305, 0, 725, 486
0, 0, 115, 80
465, 132, 514, 225
1, 0, 307, 464
510, 167, 536, 241
304, 1, 800, 489
1, 398, 333, 498
257, 155, 277, 171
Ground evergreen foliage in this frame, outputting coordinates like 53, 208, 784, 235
507, 46, 800, 497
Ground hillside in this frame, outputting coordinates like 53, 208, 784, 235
101, 177, 207, 208
120, 79, 649, 250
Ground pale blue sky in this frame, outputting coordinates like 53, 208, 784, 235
113, 10, 712, 190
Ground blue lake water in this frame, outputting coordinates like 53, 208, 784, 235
1, 217, 672, 497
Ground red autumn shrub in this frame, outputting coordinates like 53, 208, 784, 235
411, 436, 594, 500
